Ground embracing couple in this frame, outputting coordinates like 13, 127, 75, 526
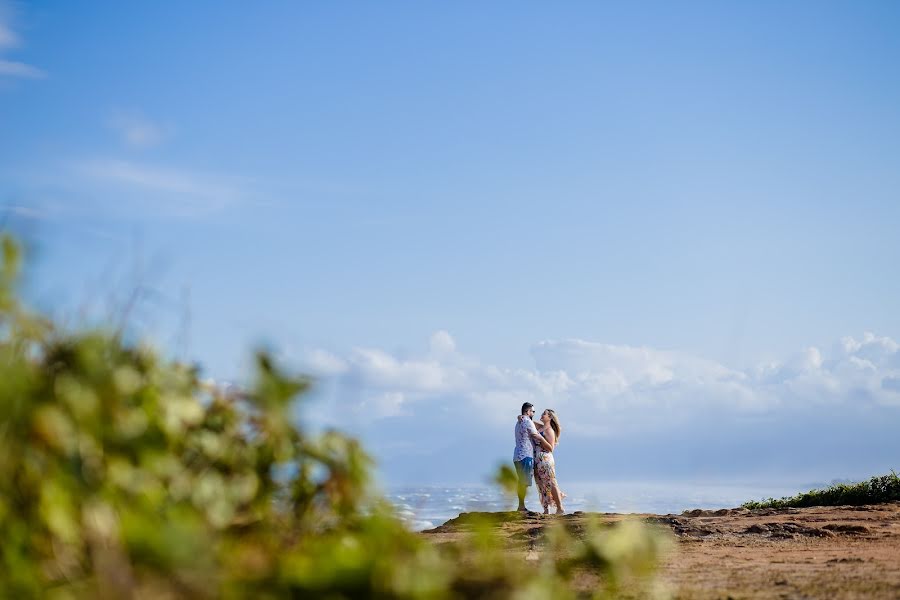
513, 402, 565, 514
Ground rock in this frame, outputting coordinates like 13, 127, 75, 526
745, 524, 768, 534
823, 524, 869, 535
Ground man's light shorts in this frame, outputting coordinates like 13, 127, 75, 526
514, 457, 534, 487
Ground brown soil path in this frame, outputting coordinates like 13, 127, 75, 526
423, 502, 900, 598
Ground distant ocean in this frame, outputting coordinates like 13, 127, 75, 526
386, 481, 809, 531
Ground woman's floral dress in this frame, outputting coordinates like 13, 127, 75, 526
533, 429, 564, 511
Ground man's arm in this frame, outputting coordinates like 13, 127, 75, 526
516, 414, 544, 429
526, 419, 547, 448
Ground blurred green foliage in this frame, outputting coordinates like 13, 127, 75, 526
742, 471, 900, 510
0, 234, 670, 598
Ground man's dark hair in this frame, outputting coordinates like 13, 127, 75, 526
521, 402, 534, 415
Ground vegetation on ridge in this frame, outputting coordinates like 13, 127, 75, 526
742, 472, 900, 510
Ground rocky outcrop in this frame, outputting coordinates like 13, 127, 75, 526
422, 502, 900, 598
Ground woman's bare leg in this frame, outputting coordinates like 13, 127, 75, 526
551, 484, 564, 514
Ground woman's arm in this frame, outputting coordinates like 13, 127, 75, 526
533, 431, 553, 451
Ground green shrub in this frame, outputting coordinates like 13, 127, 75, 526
0, 234, 670, 598
742, 472, 900, 510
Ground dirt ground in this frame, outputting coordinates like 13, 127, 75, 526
423, 502, 900, 599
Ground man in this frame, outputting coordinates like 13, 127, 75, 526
513, 402, 542, 511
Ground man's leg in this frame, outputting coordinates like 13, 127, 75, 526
514, 460, 528, 511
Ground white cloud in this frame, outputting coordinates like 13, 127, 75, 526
300, 331, 900, 481
6, 155, 269, 220
531, 339, 741, 388
302, 332, 759, 425
306, 332, 900, 419
77, 159, 224, 196
838, 332, 900, 367
1, 203, 48, 219
108, 111, 169, 148
363, 392, 408, 418
72, 158, 247, 217
0, 58, 43, 78
0, 13, 18, 49
0, 7, 44, 79
305, 349, 348, 376
429, 330, 456, 355
347, 347, 449, 393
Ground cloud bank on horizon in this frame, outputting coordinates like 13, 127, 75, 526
301, 331, 900, 486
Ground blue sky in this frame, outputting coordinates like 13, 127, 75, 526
3, 1, 900, 486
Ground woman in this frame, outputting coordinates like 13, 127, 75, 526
533, 409, 565, 514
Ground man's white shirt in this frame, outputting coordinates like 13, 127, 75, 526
513, 418, 539, 462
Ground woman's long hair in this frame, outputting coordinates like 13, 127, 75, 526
545, 409, 561, 444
